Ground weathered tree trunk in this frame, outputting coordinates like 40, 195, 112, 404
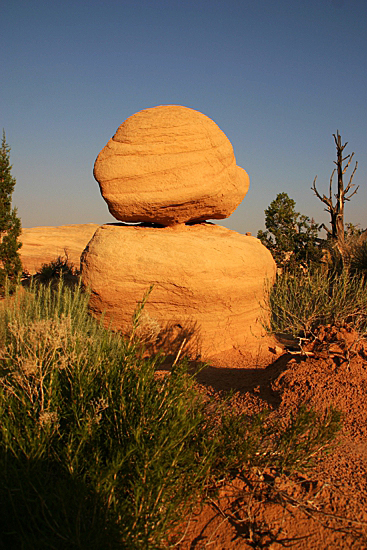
312, 131, 358, 258
335, 132, 345, 246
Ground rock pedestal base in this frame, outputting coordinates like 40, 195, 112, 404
81, 223, 276, 359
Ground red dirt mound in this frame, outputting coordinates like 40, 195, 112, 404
171, 330, 367, 549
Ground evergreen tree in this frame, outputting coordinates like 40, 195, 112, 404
257, 192, 322, 269
0, 130, 22, 293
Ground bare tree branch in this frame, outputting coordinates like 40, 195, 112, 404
319, 222, 331, 235
342, 152, 354, 175
333, 132, 347, 152
344, 160, 358, 194
312, 177, 333, 215
344, 186, 359, 202
312, 177, 325, 202
329, 168, 336, 200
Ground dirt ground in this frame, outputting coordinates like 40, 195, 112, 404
165, 327, 367, 549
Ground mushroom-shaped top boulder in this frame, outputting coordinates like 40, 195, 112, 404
93, 105, 249, 225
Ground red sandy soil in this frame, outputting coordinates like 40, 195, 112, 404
165, 326, 367, 549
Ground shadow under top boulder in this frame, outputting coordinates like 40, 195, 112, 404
93, 105, 249, 226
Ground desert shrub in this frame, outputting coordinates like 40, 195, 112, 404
340, 232, 367, 275
318, 225, 367, 275
0, 281, 211, 548
212, 405, 340, 480
0, 280, 342, 548
266, 266, 367, 338
32, 253, 80, 288
350, 240, 367, 273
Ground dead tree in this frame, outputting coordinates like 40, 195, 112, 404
312, 130, 358, 249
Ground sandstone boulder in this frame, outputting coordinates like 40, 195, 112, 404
93, 105, 249, 225
20, 224, 99, 273
81, 223, 276, 358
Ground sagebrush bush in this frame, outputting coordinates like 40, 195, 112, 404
0, 280, 342, 549
0, 281, 212, 548
266, 267, 367, 338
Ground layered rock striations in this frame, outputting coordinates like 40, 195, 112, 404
81, 223, 275, 357
82, 105, 276, 359
20, 224, 100, 274
93, 105, 249, 226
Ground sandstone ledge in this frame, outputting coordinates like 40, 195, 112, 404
20, 224, 99, 274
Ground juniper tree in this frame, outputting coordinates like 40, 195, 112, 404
0, 130, 22, 293
257, 192, 322, 269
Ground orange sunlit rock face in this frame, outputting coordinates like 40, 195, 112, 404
93, 105, 249, 225
20, 224, 99, 274
81, 223, 276, 359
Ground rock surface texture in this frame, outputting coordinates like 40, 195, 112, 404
81, 223, 276, 358
20, 224, 99, 273
93, 105, 249, 225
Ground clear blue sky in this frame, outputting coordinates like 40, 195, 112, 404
2, 0, 366, 235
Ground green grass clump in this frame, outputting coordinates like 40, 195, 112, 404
266, 267, 367, 338
0, 280, 342, 549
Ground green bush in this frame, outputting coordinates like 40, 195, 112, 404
0, 280, 342, 548
266, 266, 367, 338
0, 281, 213, 548
212, 405, 340, 479
257, 192, 322, 269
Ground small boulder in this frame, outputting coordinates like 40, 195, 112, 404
93, 105, 249, 225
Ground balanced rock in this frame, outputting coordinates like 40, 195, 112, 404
93, 105, 249, 225
81, 223, 276, 358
